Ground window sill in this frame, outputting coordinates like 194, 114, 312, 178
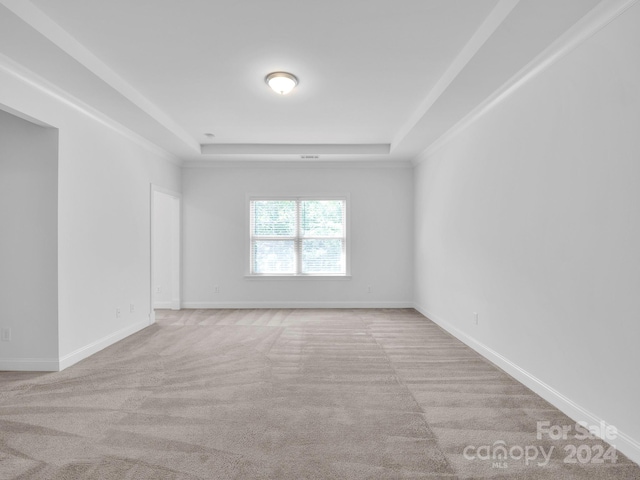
244, 275, 352, 280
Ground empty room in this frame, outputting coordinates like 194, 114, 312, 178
1, 0, 639, 478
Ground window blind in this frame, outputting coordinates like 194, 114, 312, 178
250, 198, 346, 275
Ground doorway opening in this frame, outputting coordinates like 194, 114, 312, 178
150, 185, 181, 323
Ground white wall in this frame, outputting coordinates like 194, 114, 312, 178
0, 59, 181, 370
414, 2, 640, 463
182, 164, 414, 307
0, 110, 58, 369
153, 190, 178, 309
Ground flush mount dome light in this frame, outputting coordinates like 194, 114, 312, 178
265, 71, 298, 95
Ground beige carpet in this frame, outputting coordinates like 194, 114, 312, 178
1, 309, 638, 479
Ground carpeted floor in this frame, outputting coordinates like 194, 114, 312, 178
0, 308, 638, 479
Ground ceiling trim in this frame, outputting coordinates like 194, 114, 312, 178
183, 159, 413, 169
413, 0, 640, 166
0, 100, 54, 129
0, 52, 182, 166
201, 143, 391, 155
0, 0, 200, 153
391, 0, 520, 151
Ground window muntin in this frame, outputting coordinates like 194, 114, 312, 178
249, 198, 346, 276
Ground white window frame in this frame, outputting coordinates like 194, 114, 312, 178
246, 195, 350, 277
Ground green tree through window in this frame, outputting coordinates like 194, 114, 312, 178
250, 198, 346, 275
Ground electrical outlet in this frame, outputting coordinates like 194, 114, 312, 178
130, 303, 135, 313
474, 312, 479, 325
116, 308, 121, 319
1, 327, 11, 342
155, 286, 161, 294
367, 285, 372, 294
214, 285, 220, 294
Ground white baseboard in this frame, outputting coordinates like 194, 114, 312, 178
58, 319, 150, 371
181, 300, 414, 309
153, 301, 173, 309
0, 357, 59, 372
413, 303, 640, 467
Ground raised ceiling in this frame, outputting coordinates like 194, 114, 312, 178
0, 0, 601, 164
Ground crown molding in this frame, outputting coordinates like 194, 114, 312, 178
0, 53, 182, 167
0, 0, 199, 154
182, 159, 413, 169
413, 0, 639, 166
201, 143, 390, 155
392, 0, 520, 151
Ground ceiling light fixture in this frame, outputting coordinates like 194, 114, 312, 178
265, 72, 298, 95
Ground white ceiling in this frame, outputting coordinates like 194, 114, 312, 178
0, 0, 601, 164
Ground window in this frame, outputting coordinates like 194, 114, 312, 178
249, 197, 347, 276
